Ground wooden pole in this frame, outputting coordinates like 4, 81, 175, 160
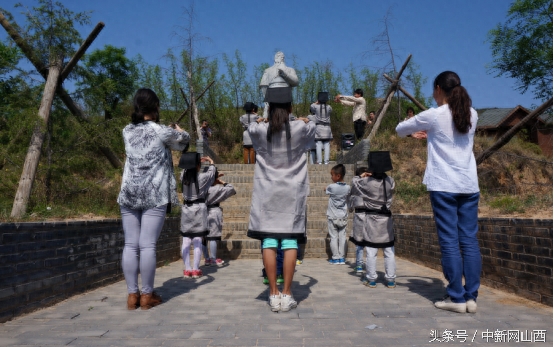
368, 54, 412, 142
60, 22, 105, 82
476, 98, 553, 165
11, 59, 61, 219
175, 81, 215, 124
383, 73, 428, 111
0, 14, 121, 168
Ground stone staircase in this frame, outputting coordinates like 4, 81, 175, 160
212, 163, 356, 260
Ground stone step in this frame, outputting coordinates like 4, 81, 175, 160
185, 237, 360, 260
222, 203, 331, 212
219, 220, 349, 234
216, 189, 337, 199
222, 176, 354, 185
215, 164, 355, 172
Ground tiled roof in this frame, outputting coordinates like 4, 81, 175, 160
476, 108, 513, 128
476, 106, 553, 129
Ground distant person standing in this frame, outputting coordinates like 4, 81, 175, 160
405, 107, 415, 119
396, 70, 480, 314
311, 92, 333, 165
335, 89, 367, 141
239, 102, 260, 164
200, 120, 212, 145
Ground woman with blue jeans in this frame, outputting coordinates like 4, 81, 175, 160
396, 71, 480, 314
247, 87, 315, 312
118, 89, 189, 310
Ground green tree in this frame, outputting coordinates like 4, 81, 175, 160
3, 0, 90, 70
77, 45, 137, 119
488, 0, 553, 100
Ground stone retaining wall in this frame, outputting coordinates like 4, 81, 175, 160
393, 215, 553, 306
0, 218, 181, 323
0, 215, 551, 322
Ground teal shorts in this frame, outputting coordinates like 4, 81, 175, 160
262, 238, 298, 250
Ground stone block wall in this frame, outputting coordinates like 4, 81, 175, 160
393, 215, 553, 306
0, 214, 551, 322
0, 217, 182, 323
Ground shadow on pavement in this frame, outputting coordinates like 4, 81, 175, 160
396, 276, 446, 302
156, 274, 215, 304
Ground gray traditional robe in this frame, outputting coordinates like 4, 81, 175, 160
310, 103, 333, 141
206, 184, 236, 240
348, 175, 395, 248
306, 115, 317, 150
180, 165, 216, 237
247, 120, 316, 240
239, 113, 259, 146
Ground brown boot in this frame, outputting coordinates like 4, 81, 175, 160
127, 292, 140, 310
140, 291, 162, 310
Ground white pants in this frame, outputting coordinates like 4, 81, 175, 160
316, 141, 330, 164
365, 246, 396, 281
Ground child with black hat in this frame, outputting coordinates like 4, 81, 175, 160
204, 168, 236, 266
179, 153, 216, 279
310, 92, 333, 165
239, 102, 260, 164
349, 151, 396, 288
247, 86, 315, 312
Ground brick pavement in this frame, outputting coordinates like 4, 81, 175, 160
0, 257, 551, 347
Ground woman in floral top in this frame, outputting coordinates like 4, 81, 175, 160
117, 88, 189, 310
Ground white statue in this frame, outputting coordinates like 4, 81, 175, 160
259, 51, 299, 118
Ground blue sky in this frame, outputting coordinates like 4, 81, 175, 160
1, 0, 543, 109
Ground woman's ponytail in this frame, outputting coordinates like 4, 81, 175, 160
434, 71, 472, 134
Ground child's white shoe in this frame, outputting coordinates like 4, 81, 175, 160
268, 293, 281, 312
280, 293, 297, 312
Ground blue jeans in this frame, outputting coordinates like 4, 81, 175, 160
430, 191, 481, 303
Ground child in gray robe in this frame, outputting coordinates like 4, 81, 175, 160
310, 92, 333, 165
239, 102, 259, 164
204, 170, 236, 266
180, 154, 216, 279
247, 87, 315, 312
349, 151, 396, 288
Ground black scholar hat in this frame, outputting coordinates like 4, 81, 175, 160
243, 102, 255, 112
368, 151, 393, 173
318, 92, 329, 103
178, 152, 201, 170
264, 87, 293, 103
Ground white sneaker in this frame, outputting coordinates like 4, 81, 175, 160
280, 293, 297, 312
434, 295, 466, 313
466, 299, 477, 313
268, 293, 281, 312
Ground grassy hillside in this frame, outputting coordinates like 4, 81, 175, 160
0, 126, 551, 221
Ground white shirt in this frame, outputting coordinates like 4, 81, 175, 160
395, 104, 479, 194
339, 95, 367, 122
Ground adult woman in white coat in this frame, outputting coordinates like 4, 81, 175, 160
396, 71, 480, 314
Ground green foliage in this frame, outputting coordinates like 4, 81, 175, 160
394, 181, 428, 203
77, 45, 138, 119
487, 0, 553, 100
5, 0, 91, 63
489, 195, 526, 213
